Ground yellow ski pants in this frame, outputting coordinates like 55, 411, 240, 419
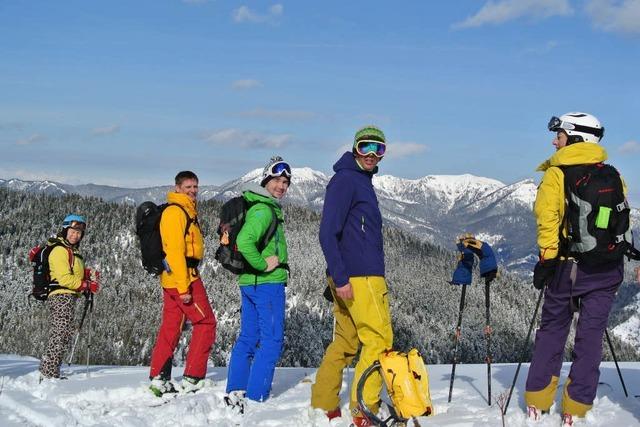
311, 276, 393, 414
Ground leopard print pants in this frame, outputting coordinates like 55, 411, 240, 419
40, 294, 77, 378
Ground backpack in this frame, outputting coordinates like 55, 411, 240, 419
357, 348, 433, 422
28, 239, 74, 301
135, 202, 194, 275
379, 349, 433, 419
214, 197, 278, 274
561, 163, 632, 266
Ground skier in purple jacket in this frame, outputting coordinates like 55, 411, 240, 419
310, 125, 393, 427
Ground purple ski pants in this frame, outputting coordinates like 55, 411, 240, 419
525, 260, 623, 406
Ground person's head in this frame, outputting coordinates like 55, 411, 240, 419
174, 171, 199, 202
548, 112, 604, 150
352, 125, 386, 171
60, 214, 87, 245
260, 156, 291, 199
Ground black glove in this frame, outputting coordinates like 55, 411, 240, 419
322, 285, 334, 303
533, 258, 558, 290
483, 269, 497, 284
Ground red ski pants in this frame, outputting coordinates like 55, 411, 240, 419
149, 278, 216, 379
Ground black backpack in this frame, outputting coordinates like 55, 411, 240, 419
214, 197, 278, 274
135, 202, 194, 275
28, 239, 75, 301
561, 163, 632, 265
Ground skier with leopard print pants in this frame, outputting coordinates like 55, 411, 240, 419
39, 214, 99, 379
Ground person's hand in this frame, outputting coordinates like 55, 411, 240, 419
180, 293, 192, 304
335, 282, 353, 300
264, 256, 280, 272
635, 266, 640, 284
79, 280, 100, 294
533, 258, 558, 290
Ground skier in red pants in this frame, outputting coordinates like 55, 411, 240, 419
149, 171, 216, 396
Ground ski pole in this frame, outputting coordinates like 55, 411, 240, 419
86, 292, 94, 375
605, 329, 628, 398
68, 292, 92, 366
503, 288, 544, 415
448, 284, 467, 403
484, 279, 493, 406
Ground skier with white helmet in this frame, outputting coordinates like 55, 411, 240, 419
525, 112, 632, 425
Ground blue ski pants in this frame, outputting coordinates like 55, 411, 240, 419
226, 283, 285, 401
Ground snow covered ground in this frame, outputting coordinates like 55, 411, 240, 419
1, 355, 640, 426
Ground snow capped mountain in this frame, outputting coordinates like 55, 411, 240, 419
2, 171, 638, 275
1, 178, 69, 195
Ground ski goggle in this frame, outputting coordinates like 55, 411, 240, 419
63, 220, 87, 231
547, 116, 604, 138
266, 161, 292, 179
355, 139, 386, 158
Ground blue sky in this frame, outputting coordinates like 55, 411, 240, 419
1, 0, 639, 202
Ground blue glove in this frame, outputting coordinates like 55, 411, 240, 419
478, 242, 497, 279
450, 242, 475, 285
461, 237, 497, 282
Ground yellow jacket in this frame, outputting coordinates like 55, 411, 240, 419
48, 237, 85, 297
159, 192, 204, 294
534, 142, 626, 260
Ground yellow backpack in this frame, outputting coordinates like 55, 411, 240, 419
378, 349, 433, 419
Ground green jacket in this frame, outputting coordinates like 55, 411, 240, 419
236, 184, 288, 285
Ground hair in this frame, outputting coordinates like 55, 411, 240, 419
175, 171, 199, 185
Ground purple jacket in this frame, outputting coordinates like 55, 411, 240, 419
319, 152, 385, 287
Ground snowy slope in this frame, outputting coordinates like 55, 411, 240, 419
1, 355, 640, 426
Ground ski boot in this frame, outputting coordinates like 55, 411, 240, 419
181, 375, 206, 393
224, 390, 247, 415
149, 376, 177, 397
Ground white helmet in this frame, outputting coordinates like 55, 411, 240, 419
547, 112, 604, 144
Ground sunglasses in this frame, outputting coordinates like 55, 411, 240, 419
267, 162, 292, 179
355, 139, 386, 158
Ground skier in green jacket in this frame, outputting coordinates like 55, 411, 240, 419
224, 156, 291, 415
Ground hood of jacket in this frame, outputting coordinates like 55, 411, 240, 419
536, 142, 608, 172
242, 182, 281, 208
333, 151, 379, 176
166, 192, 198, 218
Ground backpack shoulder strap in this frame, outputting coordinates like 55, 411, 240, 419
46, 241, 75, 271
167, 203, 195, 237
247, 202, 280, 251
261, 204, 279, 251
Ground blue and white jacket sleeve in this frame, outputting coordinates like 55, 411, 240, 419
319, 173, 353, 288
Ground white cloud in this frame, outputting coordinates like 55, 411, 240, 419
91, 124, 121, 136
619, 140, 640, 154
586, 0, 640, 34
386, 142, 429, 159
233, 4, 283, 24
453, 0, 573, 29
16, 134, 45, 145
201, 128, 291, 149
237, 108, 317, 121
232, 79, 262, 90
